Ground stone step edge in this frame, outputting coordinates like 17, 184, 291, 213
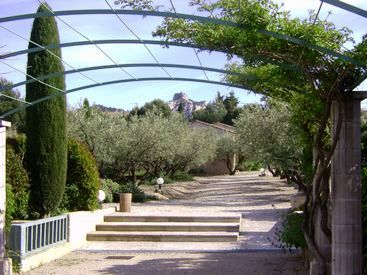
86, 231, 238, 242
88, 231, 239, 236
96, 222, 239, 232
104, 215, 241, 223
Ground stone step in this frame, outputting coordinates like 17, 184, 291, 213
96, 222, 240, 232
104, 214, 241, 223
87, 231, 239, 242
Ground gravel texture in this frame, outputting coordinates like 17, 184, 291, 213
24, 172, 308, 275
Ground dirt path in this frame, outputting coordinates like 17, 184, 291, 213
24, 172, 308, 275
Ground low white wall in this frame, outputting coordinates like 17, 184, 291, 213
19, 207, 116, 272
68, 207, 115, 248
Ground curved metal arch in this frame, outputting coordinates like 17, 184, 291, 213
0, 77, 253, 119
0, 9, 363, 66
0, 39, 298, 72
2, 63, 257, 92
1, 39, 199, 59
322, 0, 367, 18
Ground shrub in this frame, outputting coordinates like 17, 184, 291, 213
5, 146, 30, 227
6, 134, 26, 156
238, 160, 262, 171
119, 183, 146, 203
100, 178, 121, 203
60, 139, 100, 211
280, 211, 306, 249
171, 171, 194, 182
5, 183, 15, 232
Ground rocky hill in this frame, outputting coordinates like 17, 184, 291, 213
168, 92, 207, 118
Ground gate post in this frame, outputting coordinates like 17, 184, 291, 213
0, 120, 12, 275
331, 92, 367, 275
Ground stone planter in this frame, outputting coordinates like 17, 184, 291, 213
119, 193, 132, 212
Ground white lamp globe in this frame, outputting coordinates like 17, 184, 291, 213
98, 190, 106, 202
157, 177, 164, 185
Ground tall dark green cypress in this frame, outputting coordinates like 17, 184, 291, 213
26, 2, 67, 217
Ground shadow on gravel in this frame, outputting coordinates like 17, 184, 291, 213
96, 251, 308, 275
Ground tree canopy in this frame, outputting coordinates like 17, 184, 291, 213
0, 78, 26, 133
128, 99, 172, 119
68, 104, 216, 184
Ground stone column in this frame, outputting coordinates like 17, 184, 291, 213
0, 120, 12, 275
331, 92, 367, 275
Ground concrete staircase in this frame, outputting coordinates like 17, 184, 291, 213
87, 213, 241, 242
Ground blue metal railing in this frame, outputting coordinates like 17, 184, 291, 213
8, 215, 68, 259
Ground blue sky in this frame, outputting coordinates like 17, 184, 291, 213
0, 0, 366, 110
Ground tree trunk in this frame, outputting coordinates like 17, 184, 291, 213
330, 95, 364, 275
224, 154, 236, 175
131, 165, 136, 185
310, 206, 331, 275
267, 162, 277, 177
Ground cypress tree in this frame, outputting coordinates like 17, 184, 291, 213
26, 2, 67, 217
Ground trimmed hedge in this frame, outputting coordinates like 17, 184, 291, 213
5, 146, 30, 230
280, 211, 306, 249
60, 139, 100, 211
100, 178, 121, 203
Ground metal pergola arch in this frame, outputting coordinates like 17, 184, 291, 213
0, 3, 366, 118
0, 63, 256, 93
0, 3, 367, 274
0, 9, 364, 66
0, 39, 298, 71
0, 77, 253, 118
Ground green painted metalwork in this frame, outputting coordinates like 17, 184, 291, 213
0, 39, 198, 59
0, 77, 253, 119
0, 9, 363, 66
349, 72, 367, 91
322, 0, 367, 18
0, 9, 239, 27
0, 63, 257, 92
0, 39, 298, 71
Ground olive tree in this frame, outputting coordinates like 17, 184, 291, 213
68, 106, 217, 184
67, 102, 127, 178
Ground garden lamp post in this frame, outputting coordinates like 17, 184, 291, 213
157, 177, 164, 191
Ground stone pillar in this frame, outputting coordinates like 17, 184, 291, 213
331, 92, 367, 275
0, 120, 12, 275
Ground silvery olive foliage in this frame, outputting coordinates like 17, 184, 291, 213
67, 104, 216, 183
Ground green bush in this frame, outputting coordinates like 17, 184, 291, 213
238, 160, 262, 171
119, 183, 146, 203
100, 178, 121, 203
100, 179, 146, 203
60, 139, 100, 211
171, 171, 194, 182
7, 134, 26, 156
5, 183, 15, 232
280, 211, 306, 249
6, 146, 30, 228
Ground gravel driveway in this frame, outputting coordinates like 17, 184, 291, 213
24, 172, 308, 275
